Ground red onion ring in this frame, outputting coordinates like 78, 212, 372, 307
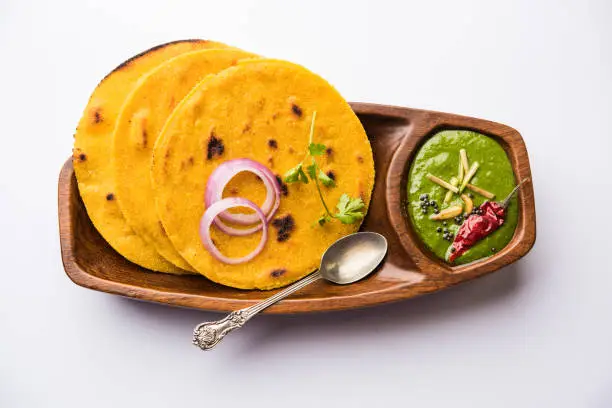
205, 158, 280, 236
199, 197, 268, 265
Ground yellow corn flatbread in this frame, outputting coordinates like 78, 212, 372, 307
152, 59, 375, 289
113, 49, 258, 271
73, 40, 227, 273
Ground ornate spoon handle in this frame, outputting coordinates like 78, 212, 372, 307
193, 270, 322, 350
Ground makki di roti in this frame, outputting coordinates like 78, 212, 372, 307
73, 40, 229, 273
112, 49, 258, 271
152, 59, 375, 289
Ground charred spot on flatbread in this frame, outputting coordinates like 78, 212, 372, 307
272, 214, 295, 242
73, 148, 87, 162
106, 193, 115, 201
91, 108, 103, 124
267, 139, 278, 149
102, 39, 213, 81
141, 128, 148, 148
206, 131, 224, 160
270, 269, 286, 278
162, 148, 172, 175
291, 103, 303, 117
256, 98, 266, 110
180, 156, 196, 171
275, 175, 289, 197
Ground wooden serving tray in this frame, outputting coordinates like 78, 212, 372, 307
58, 103, 536, 314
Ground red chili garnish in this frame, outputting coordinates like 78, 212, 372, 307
448, 201, 505, 262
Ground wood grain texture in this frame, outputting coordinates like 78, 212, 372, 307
58, 103, 536, 314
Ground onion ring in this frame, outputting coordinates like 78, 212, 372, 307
205, 158, 280, 225
199, 197, 268, 264
204, 158, 280, 236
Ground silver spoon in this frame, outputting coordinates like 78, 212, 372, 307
192, 232, 388, 351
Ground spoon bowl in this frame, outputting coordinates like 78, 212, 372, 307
320, 232, 388, 284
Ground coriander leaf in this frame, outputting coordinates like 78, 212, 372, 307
336, 193, 350, 211
318, 169, 335, 187
308, 143, 326, 156
285, 164, 309, 184
297, 166, 309, 184
334, 194, 365, 224
284, 164, 303, 183
335, 213, 363, 224
317, 214, 332, 226
306, 163, 317, 180
340, 194, 365, 213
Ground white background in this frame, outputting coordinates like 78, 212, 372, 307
1, 0, 611, 406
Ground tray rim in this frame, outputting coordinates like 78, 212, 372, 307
58, 103, 536, 314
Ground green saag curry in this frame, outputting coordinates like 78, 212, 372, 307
407, 130, 518, 264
